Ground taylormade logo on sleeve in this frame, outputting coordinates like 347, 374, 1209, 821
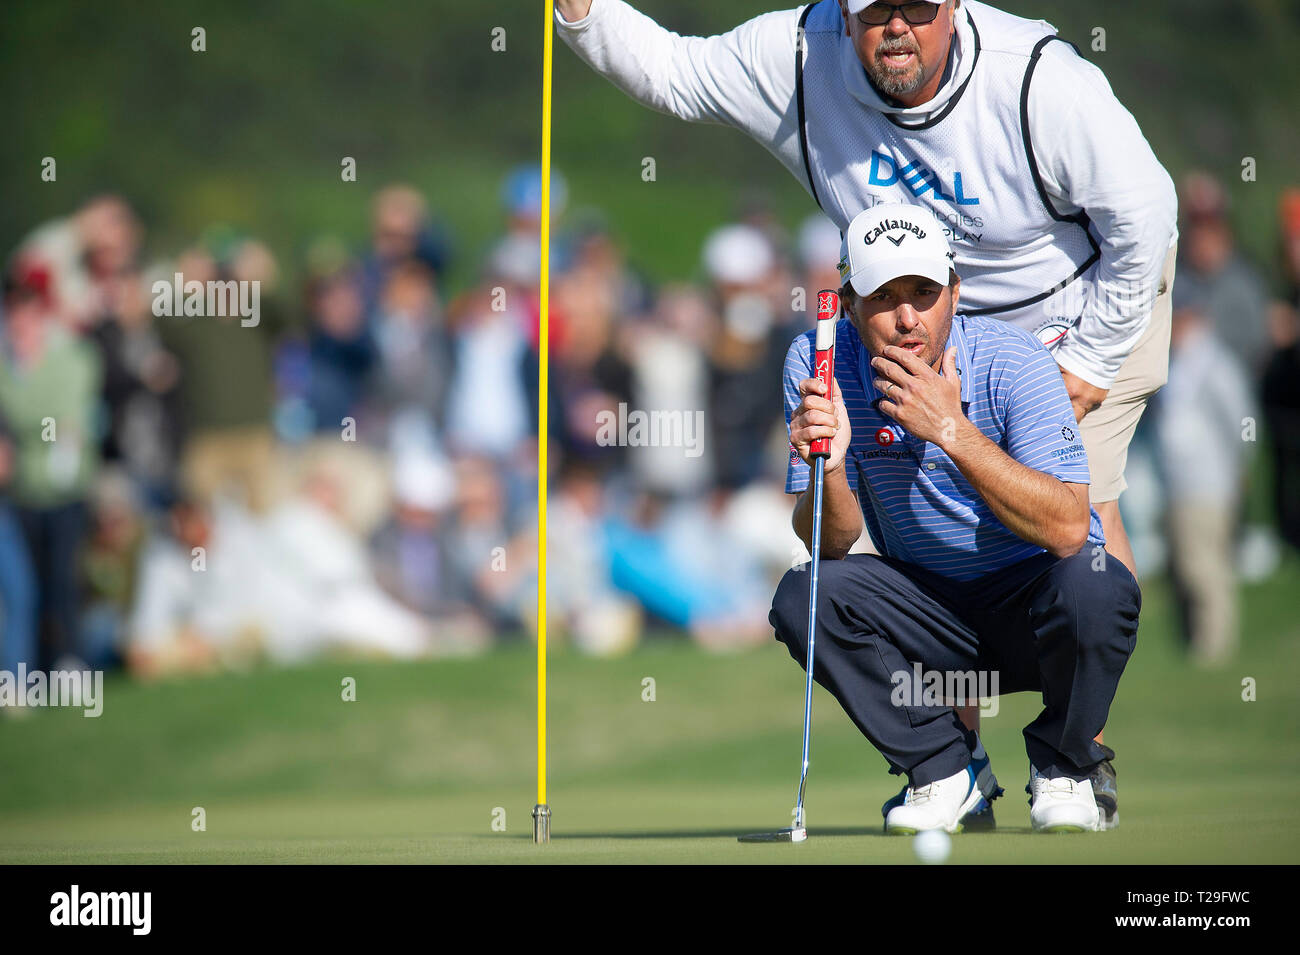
50, 886, 151, 935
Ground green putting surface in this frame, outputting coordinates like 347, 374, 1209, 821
2, 560, 1298, 864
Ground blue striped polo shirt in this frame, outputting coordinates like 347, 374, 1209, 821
783, 313, 1105, 580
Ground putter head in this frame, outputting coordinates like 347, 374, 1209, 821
738, 826, 808, 844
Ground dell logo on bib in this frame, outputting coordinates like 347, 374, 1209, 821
869, 150, 980, 206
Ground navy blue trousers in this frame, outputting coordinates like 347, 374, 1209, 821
770, 549, 1140, 785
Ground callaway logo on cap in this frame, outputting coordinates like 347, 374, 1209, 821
838, 202, 956, 297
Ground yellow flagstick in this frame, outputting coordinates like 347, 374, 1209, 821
532, 0, 555, 846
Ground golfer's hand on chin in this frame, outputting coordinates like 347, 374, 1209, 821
790, 375, 851, 473
872, 345, 965, 447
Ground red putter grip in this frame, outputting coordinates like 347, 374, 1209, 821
810, 289, 839, 458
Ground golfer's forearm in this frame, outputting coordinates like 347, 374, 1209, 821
792, 465, 863, 560
943, 421, 1089, 557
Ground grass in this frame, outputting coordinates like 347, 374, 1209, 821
1, 558, 1298, 864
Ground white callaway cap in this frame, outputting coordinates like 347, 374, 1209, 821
837, 202, 955, 297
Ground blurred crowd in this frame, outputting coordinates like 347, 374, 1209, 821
1135, 173, 1300, 665
0, 168, 1296, 679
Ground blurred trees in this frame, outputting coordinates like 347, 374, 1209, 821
2, 0, 1296, 291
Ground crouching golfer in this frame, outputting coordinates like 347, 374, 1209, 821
775, 203, 1139, 833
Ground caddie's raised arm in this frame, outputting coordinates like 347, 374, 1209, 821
555, 0, 800, 145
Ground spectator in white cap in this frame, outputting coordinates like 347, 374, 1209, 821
701, 224, 784, 489
797, 214, 845, 322
703, 223, 775, 290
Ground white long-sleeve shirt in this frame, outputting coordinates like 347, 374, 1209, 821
1154, 328, 1257, 503
556, 0, 1178, 389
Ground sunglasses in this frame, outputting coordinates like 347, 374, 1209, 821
856, 2, 942, 27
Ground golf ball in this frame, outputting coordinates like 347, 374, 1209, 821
912, 829, 952, 864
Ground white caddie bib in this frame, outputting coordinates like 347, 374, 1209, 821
796, 0, 1100, 341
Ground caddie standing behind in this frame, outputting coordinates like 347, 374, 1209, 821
555, 0, 1177, 827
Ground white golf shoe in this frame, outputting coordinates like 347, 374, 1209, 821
1028, 766, 1102, 832
885, 764, 985, 834
882, 737, 1003, 831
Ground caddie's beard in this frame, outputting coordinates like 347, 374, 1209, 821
865, 35, 925, 98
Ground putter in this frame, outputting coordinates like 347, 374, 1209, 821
740, 289, 838, 845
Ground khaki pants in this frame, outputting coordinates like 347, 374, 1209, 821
1166, 500, 1239, 664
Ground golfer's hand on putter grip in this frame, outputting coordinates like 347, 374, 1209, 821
790, 376, 851, 475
